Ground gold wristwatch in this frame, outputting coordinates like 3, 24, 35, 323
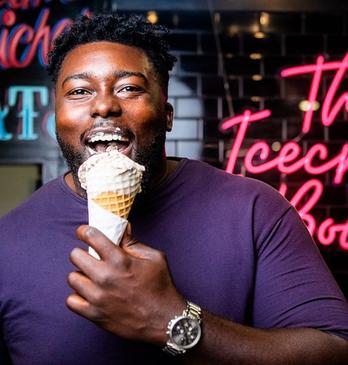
163, 301, 202, 356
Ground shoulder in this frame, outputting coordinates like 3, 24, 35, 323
177, 159, 295, 240
0, 177, 61, 221
153, 158, 297, 245
0, 175, 83, 235
180, 159, 289, 208
0, 175, 87, 258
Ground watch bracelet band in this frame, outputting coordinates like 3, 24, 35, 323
163, 342, 186, 356
185, 301, 202, 321
162, 301, 202, 356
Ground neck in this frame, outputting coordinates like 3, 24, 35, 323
65, 172, 86, 198
142, 158, 178, 192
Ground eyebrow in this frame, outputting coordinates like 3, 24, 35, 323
61, 70, 148, 86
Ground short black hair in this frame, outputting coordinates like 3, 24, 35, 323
47, 13, 177, 94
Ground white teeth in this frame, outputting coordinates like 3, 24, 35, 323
88, 131, 129, 143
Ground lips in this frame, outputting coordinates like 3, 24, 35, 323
83, 128, 133, 156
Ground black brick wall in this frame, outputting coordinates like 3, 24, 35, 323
0, 1, 347, 297
121, 8, 348, 297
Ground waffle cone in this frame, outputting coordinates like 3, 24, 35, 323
92, 190, 138, 219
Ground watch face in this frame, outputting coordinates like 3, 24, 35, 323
170, 316, 201, 349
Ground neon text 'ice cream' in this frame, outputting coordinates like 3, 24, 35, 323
221, 53, 348, 250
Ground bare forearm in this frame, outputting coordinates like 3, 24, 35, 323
69, 227, 348, 364
180, 311, 348, 365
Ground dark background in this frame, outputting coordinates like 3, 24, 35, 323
0, 0, 347, 297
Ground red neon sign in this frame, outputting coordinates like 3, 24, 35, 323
280, 53, 348, 131
220, 109, 272, 174
221, 54, 348, 250
0, 5, 91, 69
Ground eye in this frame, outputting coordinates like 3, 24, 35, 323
117, 85, 143, 96
66, 88, 92, 99
71, 89, 89, 94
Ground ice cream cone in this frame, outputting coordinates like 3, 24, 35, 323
78, 149, 145, 258
92, 190, 139, 219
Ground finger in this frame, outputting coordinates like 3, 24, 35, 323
70, 247, 103, 281
67, 271, 100, 304
76, 225, 126, 261
66, 293, 100, 321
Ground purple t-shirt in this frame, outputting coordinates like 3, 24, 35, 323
0, 159, 347, 364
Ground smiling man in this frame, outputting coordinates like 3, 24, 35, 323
54, 39, 175, 196
0, 14, 347, 365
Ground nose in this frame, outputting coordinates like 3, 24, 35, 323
91, 91, 121, 118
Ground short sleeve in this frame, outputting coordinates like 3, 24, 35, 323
252, 204, 348, 340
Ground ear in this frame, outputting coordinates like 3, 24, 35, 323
165, 102, 174, 132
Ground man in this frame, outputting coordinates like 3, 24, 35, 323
0, 13, 347, 364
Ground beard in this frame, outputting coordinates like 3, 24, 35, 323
56, 127, 167, 196
132, 130, 167, 193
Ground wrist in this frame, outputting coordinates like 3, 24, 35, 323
163, 301, 203, 356
151, 297, 187, 346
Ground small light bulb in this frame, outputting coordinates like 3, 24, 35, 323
254, 31, 265, 39
260, 12, 270, 26
252, 74, 263, 81
298, 100, 320, 112
250, 53, 262, 60
271, 141, 281, 152
147, 11, 158, 24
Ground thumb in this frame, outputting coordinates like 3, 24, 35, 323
119, 223, 137, 248
120, 223, 158, 259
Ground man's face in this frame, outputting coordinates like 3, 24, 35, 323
55, 41, 173, 192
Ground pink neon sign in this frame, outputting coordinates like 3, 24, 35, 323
0, 4, 91, 69
221, 54, 348, 250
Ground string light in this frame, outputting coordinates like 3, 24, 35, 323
252, 74, 263, 81
147, 11, 158, 24
254, 31, 265, 39
260, 12, 270, 26
271, 141, 281, 152
298, 100, 320, 112
228, 25, 239, 36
